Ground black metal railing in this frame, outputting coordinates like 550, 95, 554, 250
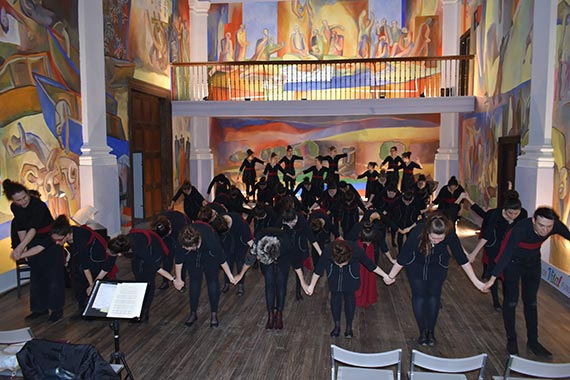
171, 55, 473, 101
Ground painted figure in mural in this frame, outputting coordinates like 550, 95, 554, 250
385, 213, 486, 346
219, 32, 234, 62
357, 10, 375, 59
305, 239, 391, 338
329, 28, 345, 57
410, 17, 432, 57
239, 149, 264, 201
374, 18, 391, 58
289, 24, 308, 58
309, 28, 326, 60
483, 207, 570, 357
251, 28, 284, 61
146, 10, 169, 70
279, 145, 303, 192
235, 24, 248, 61
4, 179, 65, 322
291, 0, 313, 21
389, 20, 402, 54
394, 27, 414, 57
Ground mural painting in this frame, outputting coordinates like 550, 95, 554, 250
205, 0, 442, 101
210, 114, 439, 195
0, 0, 82, 273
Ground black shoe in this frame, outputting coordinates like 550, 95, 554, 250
344, 326, 353, 338
184, 313, 198, 327
158, 280, 169, 290
418, 330, 428, 346
48, 310, 63, 322
527, 341, 552, 358
221, 283, 230, 293
25, 310, 48, 320
426, 330, 436, 346
507, 339, 519, 355
330, 324, 340, 338
210, 312, 219, 328
237, 284, 244, 296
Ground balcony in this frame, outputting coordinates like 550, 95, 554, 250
171, 55, 475, 117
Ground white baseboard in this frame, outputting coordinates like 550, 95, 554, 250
541, 261, 570, 298
0, 269, 27, 296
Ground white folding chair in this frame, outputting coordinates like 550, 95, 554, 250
493, 355, 570, 380
0, 327, 34, 344
331, 344, 402, 380
410, 349, 487, 380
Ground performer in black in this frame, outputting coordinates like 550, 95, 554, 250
356, 161, 379, 201
484, 207, 570, 357
151, 210, 190, 289
386, 213, 486, 346
264, 153, 293, 197
320, 146, 347, 184
5, 179, 65, 322
400, 152, 423, 192
239, 149, 264, 201
206, 173, 231, 199
305, 240, 391, 338
50, 215, 117, 316
433, 176, 465, 223
381, 146, 404, 188
107, 229, 173, 323
173, 223, 236, 327
233, 228, 308, 330
279, 145, 303, 192
303, 157, 329, 199
170, 180, 207, 221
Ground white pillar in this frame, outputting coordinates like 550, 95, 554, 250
441, 0, 461, 91
187, 0, 213, 195
434, 0, 461, 186
434, 113, 460, 186
189, 116, 213, 196
78, 0, 120, 235
515, 0, 557, 260
189, 0, 210, 100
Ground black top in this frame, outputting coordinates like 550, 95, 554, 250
245, 227, 301, 271
314, 241, 376, 292
172, 185, 205, 221
68, 226, 116, 274
129, 230, 168, 274
479, 207, 527, 258
279, 155, 303, 175
175, 221, 226, 268
492, 218, 570, 276
397, 221, 468, 280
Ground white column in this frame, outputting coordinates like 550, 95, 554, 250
441, 0, 461, 92
187, 0, 213, 195
434, 0, 461, 186
434, 113, 460, 186
515, 0, 557, 260
189, 116, 213, 196
78, 0, 120, 235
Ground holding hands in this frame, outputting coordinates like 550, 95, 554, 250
173, 278, 185, 291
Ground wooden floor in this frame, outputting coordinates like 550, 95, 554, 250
1, 222, 570, 380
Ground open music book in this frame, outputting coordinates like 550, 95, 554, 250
83, 280, 147, 319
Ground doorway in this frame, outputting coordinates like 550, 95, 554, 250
128, 79, 172, 222
459, 30, 471, 96
497, 135, 520, 207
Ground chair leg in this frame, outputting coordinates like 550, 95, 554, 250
16, 268, 21, 299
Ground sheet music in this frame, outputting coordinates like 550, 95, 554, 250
92, 283, 117, 312
107, 283, 148, 319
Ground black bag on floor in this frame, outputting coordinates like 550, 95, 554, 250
16, 339, 120, 380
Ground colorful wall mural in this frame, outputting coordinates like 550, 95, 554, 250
460, 0, 570, 274
0, 0, 189, 277
210, 114, 440, 194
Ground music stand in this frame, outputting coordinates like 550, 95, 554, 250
84, 280, 148, 380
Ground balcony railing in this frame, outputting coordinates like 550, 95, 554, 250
171, 55, 473, 102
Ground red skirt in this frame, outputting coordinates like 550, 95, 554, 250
355, 242, 378, 308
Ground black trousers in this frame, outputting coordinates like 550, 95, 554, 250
407, 265, 447, 332
330, 291, 356, 326
29, 244, 65, 312
261, 263, 289, 312
502, 255, 541, 343
188, 264, 220, 313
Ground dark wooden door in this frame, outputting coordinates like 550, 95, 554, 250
459, 30, 470, 96
497, 135, 520, 207
129, 80, 172, 221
